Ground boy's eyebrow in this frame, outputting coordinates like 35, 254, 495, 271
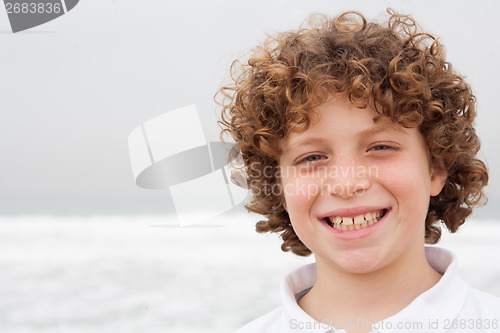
283, 136, 329, 151
358, 120, 409, 137
281, 136, 329, 157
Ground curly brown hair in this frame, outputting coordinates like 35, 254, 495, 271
217, 9, 488, 256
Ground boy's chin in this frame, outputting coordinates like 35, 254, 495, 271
316, 247, 388, 274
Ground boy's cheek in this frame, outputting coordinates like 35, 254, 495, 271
282, 176, 323, 202
379, 169, 433, 218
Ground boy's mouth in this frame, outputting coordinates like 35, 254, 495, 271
324, 209, 387, 231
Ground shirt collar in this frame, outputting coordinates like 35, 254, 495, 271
280, 247, 469, 333
281, 261, 329, 332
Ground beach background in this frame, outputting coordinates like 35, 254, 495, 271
1, 213, 499, 333
1, 0, 500, 332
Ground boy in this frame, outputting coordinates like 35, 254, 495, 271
218, 9, 500, 333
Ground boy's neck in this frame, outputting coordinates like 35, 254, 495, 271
298, 245, 442, 333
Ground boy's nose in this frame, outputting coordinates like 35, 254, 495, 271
322, 159, 371, 198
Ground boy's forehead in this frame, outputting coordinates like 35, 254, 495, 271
280, 112, 410, 154
287, 112, 406, 137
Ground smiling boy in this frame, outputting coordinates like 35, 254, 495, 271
218, 10, 500, 333
279, 96, 446, 332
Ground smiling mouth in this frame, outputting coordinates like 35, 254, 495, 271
325, 209, 388, 231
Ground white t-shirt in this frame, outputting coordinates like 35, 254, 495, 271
235, 247, 500, 333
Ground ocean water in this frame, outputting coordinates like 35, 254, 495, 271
0, 214, 499, 333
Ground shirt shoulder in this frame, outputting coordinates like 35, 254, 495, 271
460, 287, 500, 316
234, 306, 286, 333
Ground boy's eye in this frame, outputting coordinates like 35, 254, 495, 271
368, 142, 400, 151
371, 145, 392, 151
298, 154, 325, 164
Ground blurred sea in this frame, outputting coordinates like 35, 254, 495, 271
1, 214, 499, 333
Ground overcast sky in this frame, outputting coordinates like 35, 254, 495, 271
1, 0, 499, 216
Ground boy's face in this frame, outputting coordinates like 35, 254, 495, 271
278, 95, 447, 274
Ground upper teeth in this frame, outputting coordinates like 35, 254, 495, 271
328, 210, 383, 225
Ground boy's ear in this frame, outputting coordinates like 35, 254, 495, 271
430, 159, 448, 197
